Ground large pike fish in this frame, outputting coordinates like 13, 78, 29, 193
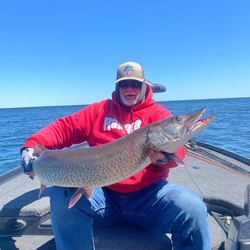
32, 107, 215, 208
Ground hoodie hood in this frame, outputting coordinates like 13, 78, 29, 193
115, 80, 147, 108
112, 83, 155, 111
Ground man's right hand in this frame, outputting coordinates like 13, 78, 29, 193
21, 148, 37, 177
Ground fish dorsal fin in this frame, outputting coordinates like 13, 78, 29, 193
69, 142, 89, 149
33, 143, 47, 157
68, 187, 94, 209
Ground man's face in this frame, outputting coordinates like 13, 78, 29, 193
118, 80, 142, 107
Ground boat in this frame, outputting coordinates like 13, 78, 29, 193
1, 83, 250, 250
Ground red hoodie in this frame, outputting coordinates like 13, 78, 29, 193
22, 84, 185, 193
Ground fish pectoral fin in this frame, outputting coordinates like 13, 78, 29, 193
38, 184, 47, 199
83, 188, 94, 200
168, 154, 185, 167
68, 187, 94, 209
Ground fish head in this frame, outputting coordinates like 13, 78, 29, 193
146, 108, 216, 153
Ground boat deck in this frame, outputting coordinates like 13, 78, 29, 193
1, 142, 250, 250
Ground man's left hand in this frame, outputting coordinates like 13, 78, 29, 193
149, 150, 176, 165
149, 150, 166, 164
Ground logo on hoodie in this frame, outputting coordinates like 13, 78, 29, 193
104, 117, 141, 134
124, 66, 134, 75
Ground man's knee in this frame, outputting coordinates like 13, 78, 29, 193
158, 182, 207, 221
176, 189, 207, 216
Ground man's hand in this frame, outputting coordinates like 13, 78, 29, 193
21, 148, 36, 178
149, 150, 176, 165
149, 150, 166, 164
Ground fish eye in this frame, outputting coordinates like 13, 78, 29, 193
175, 116, 182, 123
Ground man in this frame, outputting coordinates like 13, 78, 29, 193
21, 62, 211, 249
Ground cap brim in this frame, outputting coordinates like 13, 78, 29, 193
116, 77, 144, 84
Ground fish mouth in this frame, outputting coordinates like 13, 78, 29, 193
186, 108, 216, 133
158, 107, 216, 148
193, 116, 215, 130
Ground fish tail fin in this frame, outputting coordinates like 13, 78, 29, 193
38, 183, 47, 199
68, 187, 94, 209
33, 143, 47, 157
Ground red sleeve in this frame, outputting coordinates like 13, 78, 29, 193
21, 103, 99, 151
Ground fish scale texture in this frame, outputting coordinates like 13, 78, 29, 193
33, 137, 149, 189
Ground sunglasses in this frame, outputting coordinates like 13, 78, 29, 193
119, 81, 142, 89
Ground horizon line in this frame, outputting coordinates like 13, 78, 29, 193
0, 96, 249, 110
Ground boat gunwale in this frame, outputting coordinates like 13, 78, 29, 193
190, 140, 250, 165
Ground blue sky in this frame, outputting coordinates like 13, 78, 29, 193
0, 0, 249, 108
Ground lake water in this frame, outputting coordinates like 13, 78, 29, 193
0, 97, 249, 175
